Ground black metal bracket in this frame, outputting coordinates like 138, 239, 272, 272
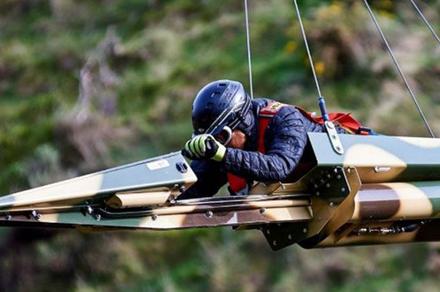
261, 222, 310, 250
307, 166, 350, 201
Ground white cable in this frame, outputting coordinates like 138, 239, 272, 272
293, 0, 323, 98
244, 0, 254, 99
363, 0, 435, 138
409, 0, 440, 45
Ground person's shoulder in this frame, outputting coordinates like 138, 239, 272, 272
251, 97, 270, 108
275, 101, 301, 118
253, 98, 303, 119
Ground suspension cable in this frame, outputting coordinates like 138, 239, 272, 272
244, 0, 254, 99
409, 0, 440, 45
363, 0, 435, 138
293, 0, 322, 98
293, 0, 330, 121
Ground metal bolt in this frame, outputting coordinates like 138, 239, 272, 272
337, 175, 342, 180
260, 208, 266, 214
313, 184, 319, 189
326, 183, 331, 188
152, 214, 158, 221
86, 206, 93, 215
329, 202, 335, 207
5, 215, 12, 221
179, 186, 186, 193
266, 229, 271, 235
95, 214, 101, 221
335, 146, 341, 152
206, 211, 214, 218
303, 228, 308, 233
316, 191, 320, 196
347, 168, 352, 173
31, 210, 41, 220
341, 187, 346, 193
327, 174, 331, 179
168, 195, 176, 205
288, 234, 292, 240
273, 240, 277, 246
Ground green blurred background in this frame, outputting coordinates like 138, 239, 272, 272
0, 0, 439, 291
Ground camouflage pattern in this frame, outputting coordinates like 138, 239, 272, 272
1, 133, 440, 250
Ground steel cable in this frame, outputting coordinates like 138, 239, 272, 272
292, 0, 323, 98
363, 0, 436, 138
244, 0, 254, 99
409, 0, 440, 46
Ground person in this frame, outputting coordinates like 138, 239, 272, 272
179, 79, 362, 199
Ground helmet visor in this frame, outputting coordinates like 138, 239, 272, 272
213, 126, 233, 145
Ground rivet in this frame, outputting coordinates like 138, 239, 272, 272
316, 191, 320, 196
5, 215, 12, 221
273, 240, 277, 246
288, 234, 292, 240
303, 228, 308, 233
341, 187, 346, 192
152, 214, 158, 221
31, 210, 41, 220
95, 214, 101, 221
329, 202, 335, 207
260, 208, 266, 214
337, 175, 342, 180
266, 229, 271, 235
206, 211, 214, 218
326, 183, 331, 188
86, 206, 93, 215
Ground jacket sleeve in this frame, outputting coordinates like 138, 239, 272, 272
178, 159, 227, 199
224, 106, 308, 182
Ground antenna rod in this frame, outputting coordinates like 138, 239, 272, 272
244, 0, 254, 99
363, 0, 436, 138
292, 0, 329, 121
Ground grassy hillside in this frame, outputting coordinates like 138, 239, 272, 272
0, 0, 439, 291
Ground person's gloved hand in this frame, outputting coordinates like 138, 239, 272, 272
182, 134, 226, 162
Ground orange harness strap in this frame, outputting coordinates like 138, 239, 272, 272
227, 102, 285, 194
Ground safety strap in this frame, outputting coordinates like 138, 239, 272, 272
227, 101, 286, 194
227, 101, 371, 194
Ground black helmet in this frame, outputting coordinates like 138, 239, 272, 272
192, 80, 252, 141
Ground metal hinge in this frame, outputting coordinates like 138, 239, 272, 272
324, 121, 344, 155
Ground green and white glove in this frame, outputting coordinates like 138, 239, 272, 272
182, 134, 226, 162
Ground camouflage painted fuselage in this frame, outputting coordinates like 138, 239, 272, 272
1, 133, 440, 250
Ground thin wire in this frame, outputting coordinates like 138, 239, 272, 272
409, 0, 440, 45
363, 0, 435, 138
244, 0, 254, 99
292, 0, 322, 98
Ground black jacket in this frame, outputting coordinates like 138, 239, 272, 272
180, 98, 339, 199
